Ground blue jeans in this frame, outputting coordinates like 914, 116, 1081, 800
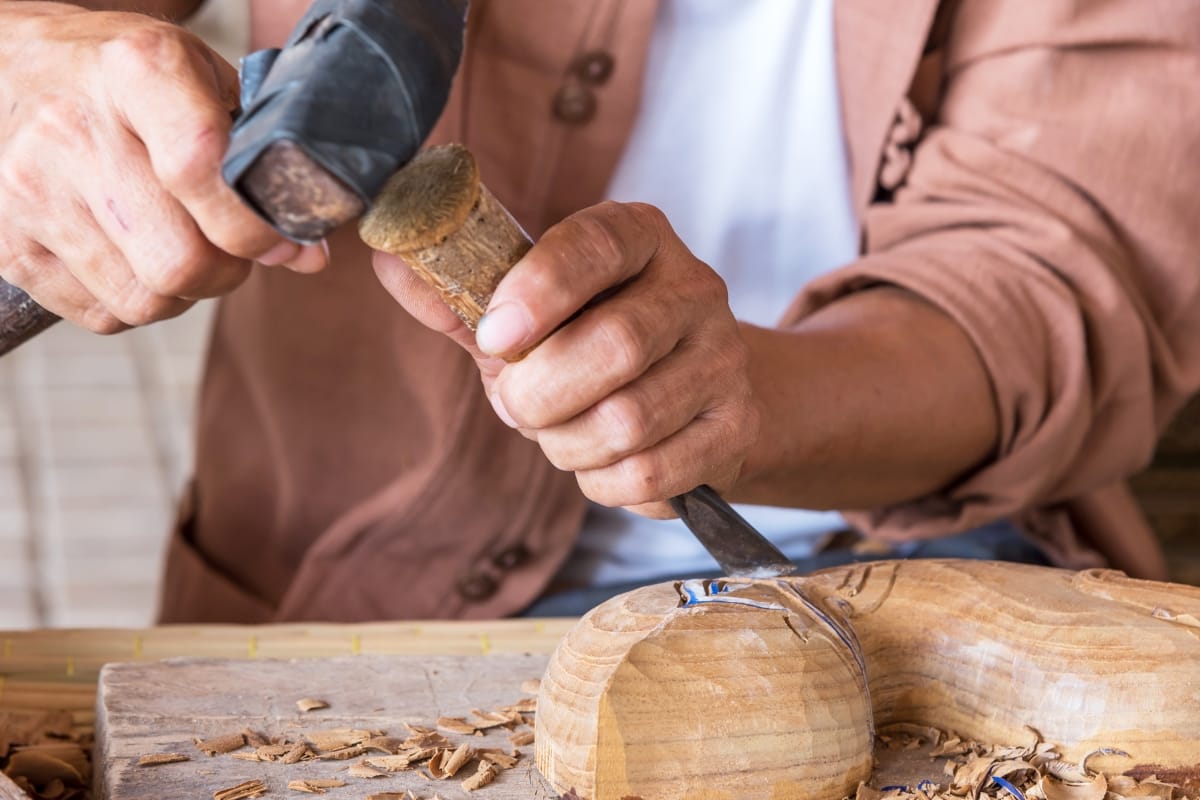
519, 519, 1049, 618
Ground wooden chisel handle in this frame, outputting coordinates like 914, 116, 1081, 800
358, 143, 531, 336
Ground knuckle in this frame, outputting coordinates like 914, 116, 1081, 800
103, 24, 191, 76
595, 313, 651, 378
29, 97, 89, 149
595, 393, 651, 457
693, 265, 730, 304
80, 305, 127, 336
156, 121, 225, 192
113, 285, 173, 327
139, 237, 214, 297
623, 201, 668, 236
0, 154, 42, 207
562, 208, 628, 273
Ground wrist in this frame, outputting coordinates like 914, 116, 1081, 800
730, 286, 998, 510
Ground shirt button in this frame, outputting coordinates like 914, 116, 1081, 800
492, 544, 532, 570
572, 51, 615, 85
457, 572, 499, 602
552, 83, 596, 124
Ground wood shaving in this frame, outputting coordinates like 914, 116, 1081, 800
508, 730, 534, 747
287, 778, 346, 794
426, 743, 474, 779
468, 709, 523, 730
6, 749, 85, 790
402, 726, 450, 749
519, 678, 540, 694
844, 729, 1187, 800
212, 779, 267, 800
195, 732, 247, 756
460, 761, 498, 792
436, 717, 479, 736
296, 698, 330, 713
347, 761, 389, 779
136, 753, 190, 767
478, 749, 519, 769
281, 743, 313, 764
0, 712, 91, 800
363, 754, 419, 772
364, 736, 408, 754
315, 745, 365, 761
305, 728, 382, 753
243, 730, 271, 747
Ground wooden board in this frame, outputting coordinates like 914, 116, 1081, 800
95, 654, 556, 800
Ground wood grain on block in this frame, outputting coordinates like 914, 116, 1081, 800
359, 144, 532, 331
536, 559, 1200, 800
95, 654, 553, 800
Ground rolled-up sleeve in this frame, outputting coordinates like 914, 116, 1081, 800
782, 1, 1200, 539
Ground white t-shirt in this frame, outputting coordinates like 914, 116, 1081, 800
559, 0, 859, 587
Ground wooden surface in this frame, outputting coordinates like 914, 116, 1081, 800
0, 620, 575, 734
537, 560, 1200, 800
95, 654, 556, 800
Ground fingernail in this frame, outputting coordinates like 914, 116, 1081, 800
285, 241, 329, 274
489, 390, 518, 428
257, 240, 299, 266
476, 302, 533, 355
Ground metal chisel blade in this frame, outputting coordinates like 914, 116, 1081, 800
669, 485, 797, 578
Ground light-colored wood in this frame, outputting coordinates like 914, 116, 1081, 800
360, 143, 532, 331
0, 620, 574, 724
95, 654, 555, 800
536, 559, 1200, 800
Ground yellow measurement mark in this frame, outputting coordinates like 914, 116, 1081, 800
351, 634, 362, 655
479, 634, 492, 656
534, 621, 545, 634
133, 636, 143, 658
65, 657, 75, 678
248, 636, 258, 659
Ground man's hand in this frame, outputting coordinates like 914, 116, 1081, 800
0, 3, 326, 333
374, 201, 761, 518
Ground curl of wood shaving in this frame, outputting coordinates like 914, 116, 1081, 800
849, 730, 1185, 800
287, 778, 346, 794
427, 743, 475, 779
461, 761, 499, 792
213, 779, 267, 800
296, 698, 330, 713
348, 761, 390, 779
195, 732, 247, 756
305, 728, 382, 753
136, 753, 190, 767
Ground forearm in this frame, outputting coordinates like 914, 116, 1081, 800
733, 286, 998, 510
